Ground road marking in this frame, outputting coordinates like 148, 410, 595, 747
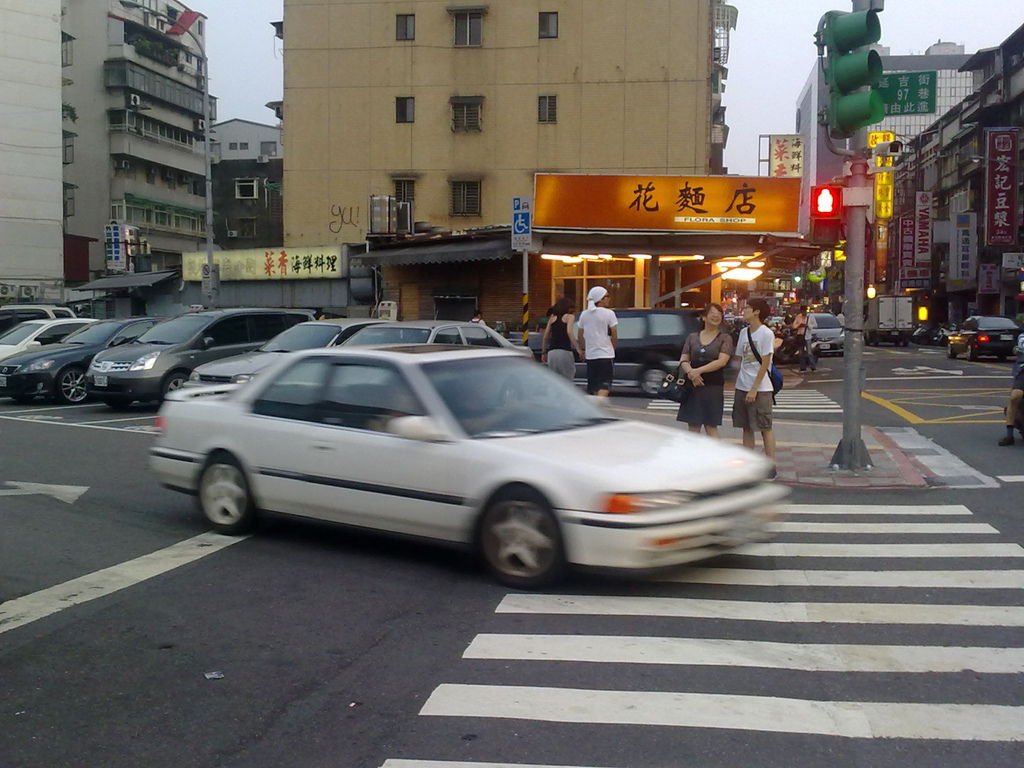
998, 475, 1024, 483
664, 568, 1024, 589
463, 634, 1024, 674
381, 762, 605, 768
496, 594, 1024, 626
420, 684, 1024, 741
861, 391, 924, 424
769, 521, 999, 534
0, 532, 247, 635
815, 375, 1008, 383
0, 403, 93, 415
741, 542, 1023, 557
785, 503, 972, 515
78, 415, 158, 425
0, 481, 89, 504
0, 414, 153, 434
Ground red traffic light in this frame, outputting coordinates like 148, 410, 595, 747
811, 185, 844, 220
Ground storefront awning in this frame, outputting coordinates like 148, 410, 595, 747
358, 239, 514, 267
77, 270, 178, 291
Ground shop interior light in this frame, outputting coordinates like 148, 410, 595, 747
660, 254, 705, 262
629, 253, 652, 260
747, 261, 766, 268
720, 267, 764, 282
541, 254, 582, 263
715, 260, 743, 271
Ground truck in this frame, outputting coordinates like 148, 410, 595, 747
866, 295, 913, 346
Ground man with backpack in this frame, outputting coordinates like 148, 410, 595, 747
733, 299, 777, 463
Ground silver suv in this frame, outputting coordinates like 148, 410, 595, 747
0, 304, 77, 335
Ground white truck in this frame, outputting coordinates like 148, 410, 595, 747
866, 295, 913, 346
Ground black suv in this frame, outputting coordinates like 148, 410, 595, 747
86, 308, 313, 407
530, 308, 701, 395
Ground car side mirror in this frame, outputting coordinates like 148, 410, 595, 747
200, 336, 216, 350
29, 340, 43, 348
386, 415, 453, 443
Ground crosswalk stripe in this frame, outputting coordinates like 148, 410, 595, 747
463, 634, 1024, 673
769, 521, 1000, 534
998, 475, 1024, 483
785, 504, 972, 515
381, 763, 603, 768
741, 542, 1024, 557
496, 594, 1024, 626
420, 684, 1024, 741
663, 568, 1024, 589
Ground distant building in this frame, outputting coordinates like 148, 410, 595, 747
211, 120, 283, 250
211, 118, 282, 163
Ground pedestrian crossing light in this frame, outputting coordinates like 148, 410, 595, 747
809, 184, 844, 246
817, 9, 884, 139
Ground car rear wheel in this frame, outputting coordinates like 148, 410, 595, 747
198, 453, 257, 534
639, 366, 667, 397
478, 487, 565, 589
56, 366, 88, 404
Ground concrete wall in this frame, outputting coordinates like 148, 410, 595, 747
283, 0, 713, 245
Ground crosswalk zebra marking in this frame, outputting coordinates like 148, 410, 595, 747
420, 684, 1024, 741
463, 633, 1024, 673
741, 542, 1024, 557
769, 521, 1000, 534
664, 567, 1024, 589
785, 504, 973, 515
381, 762, 607, 768
496, 594, 1024, 626
647, 389, 843, 414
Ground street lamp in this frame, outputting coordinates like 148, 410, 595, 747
122, 2, 215, 306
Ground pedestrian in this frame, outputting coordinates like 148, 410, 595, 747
576, 286, 618, 397
541, 296, 580, 380
471, 309, 485, 325
791, 305, 816, 372
998, 327, 1024, 446
733, 298, 777, 463
677, 302, 734, 438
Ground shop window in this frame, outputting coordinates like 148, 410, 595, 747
396, 14, 415, 40
450, 180, 481, 216
538, 95, 557, 124
235, 179, 258, 199
394, 179, 415, 204
452, 11, 483, 47
395, 97, 415, 123
539, 12, 558, 39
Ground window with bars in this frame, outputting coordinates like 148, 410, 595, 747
62, 132, 75, 164
61, 33, 74, 66
395, 97, 415, 123
396, 14, 415, 40
538, 95, 557, 124
451, 97, 483, 132
450, 180, 481, 216
394, 179, 415, 204
63, 186, 75, 218
539, 12, 558, 39
453, 11, 483, 47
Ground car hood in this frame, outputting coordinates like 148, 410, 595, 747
484, 419, 773, 494
0, 342, 99, 367
193, 351, 276, 377
93, 342, 175, 363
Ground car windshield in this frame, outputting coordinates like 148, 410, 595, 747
262, 323, 340, 352
347, 326, 432, 345
811, 314, 841, 329
978, 317, 1018, 330
62, 321, 119, 345
0, 323, 45, 345
137, 314, 210, 345
423, 355, 614, 438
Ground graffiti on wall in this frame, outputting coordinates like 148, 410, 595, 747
328, 204, 361, 234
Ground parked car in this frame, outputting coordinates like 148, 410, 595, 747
0, 318, 97, 364
0, 304, 77, 335
87, 308, 313, 408
186, 318, 385, 387
806, 312, 844, 357
151, 346, 786, 587
947, 316, 1021, 361
0, 317, 157, 404
344, 320, 534, 356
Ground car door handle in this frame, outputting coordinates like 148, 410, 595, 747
310, 443, 334, 451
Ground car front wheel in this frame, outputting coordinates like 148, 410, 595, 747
162, 371, 188, 398
478, 487, 565, 588
639, 366, 667, 397
56, 366, 88, 404
198, 453, 257, 535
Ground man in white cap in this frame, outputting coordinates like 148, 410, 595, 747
576, 285, 618, 396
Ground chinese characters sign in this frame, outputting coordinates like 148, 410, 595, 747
985, 128, 1020, 247
877, 71, 937, 117
978, 263, 1000, 294
183, 247, 346, 282
533, 174, 801, 234
768, 135, 804, 178
949, 212, 977, 285
898, 216, 929, 289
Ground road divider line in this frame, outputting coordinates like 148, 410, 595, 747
662, 567, 1024, 589
0, 532, 248, 635
496, 594, 1024, 626
784, 504, 972, 515
0, 404, 94, 415
768, 522, 1000, 534
861, 391, 924, 424
0, 414, 154, 434
997, 475, 1024, 483
463, 633, 1024, 673
420, 684, 1024, 741
78, 415, 160, 425
741, 542, 1023, 557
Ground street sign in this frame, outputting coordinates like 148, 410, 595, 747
1002, 253, 1024, 270
104, 221, 123, 272
201, 263, 220, 297
512, 196, 531, 251
877, 71, 937, 117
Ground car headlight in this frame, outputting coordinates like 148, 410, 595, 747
189, 371, 201, 381
25, 358, 56, 372
129, 350, 160, 371
231, 373, 254, 383
600, 491, 696, 515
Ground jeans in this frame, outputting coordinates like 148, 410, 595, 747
799, 336, 817, 371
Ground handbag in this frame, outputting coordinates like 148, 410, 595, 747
746, 329, 784, 402
659, 367, 693, 403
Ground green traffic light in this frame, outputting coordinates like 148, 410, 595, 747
820, 9, 885, 139
824, 10, 880, 53
794, 275, 802, 284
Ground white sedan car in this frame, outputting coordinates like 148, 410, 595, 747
151, 346, 786, 587
0, 317, 97, 363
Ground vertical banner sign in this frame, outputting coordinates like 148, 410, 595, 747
985, 128, 1020, 246
914, 192, 932, 267
978, 263, 1000, 294
875, 223, 889, 285
899, 216, 914, 288
768, 135, 805, 178
951, 212, 977, 284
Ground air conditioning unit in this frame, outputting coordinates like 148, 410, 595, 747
119, 160, 131, 170
195, 118, 206, 132
375, 301, 399, 321
177, 63, 187, 71
256, 154, 269, 164
128, 94, 142, 108
226, 230, 239, 238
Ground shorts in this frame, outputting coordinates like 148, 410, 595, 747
732, 389, 774, 431
1013, 368, 1024, 392
586, 358, 614, 394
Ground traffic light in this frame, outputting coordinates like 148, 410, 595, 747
817, 9, 884, 139
809, 184, 844, 246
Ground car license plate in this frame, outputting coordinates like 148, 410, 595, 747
0, 375, 6, 388
820, 343, 831, 350
93, 374, 108, 388
1001, 334, 1013, 341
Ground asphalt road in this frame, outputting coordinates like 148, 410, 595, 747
1, 352, 1022, 767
